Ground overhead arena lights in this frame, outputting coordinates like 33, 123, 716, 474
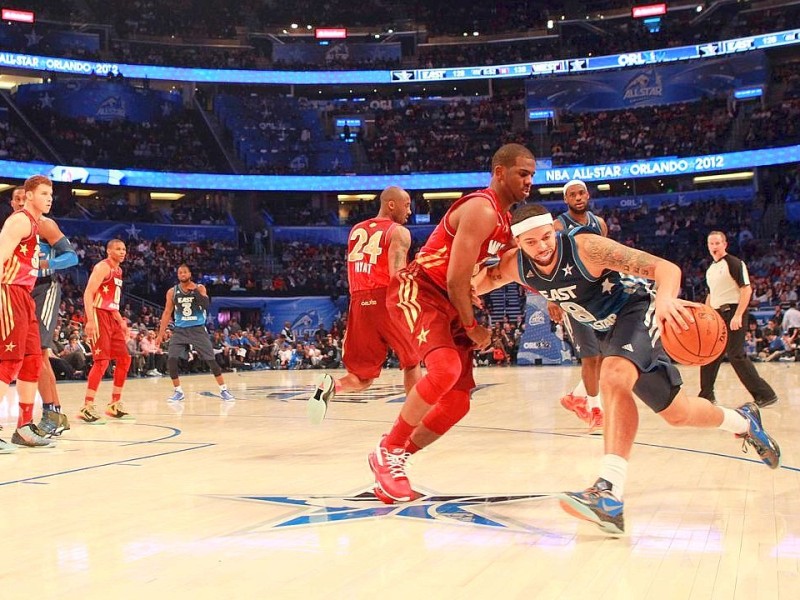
422, 192, 462, 200
693, 171, 754, 184
337, 193, 376, 202
150, 192, 185, 200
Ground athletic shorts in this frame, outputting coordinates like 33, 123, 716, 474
342, 287, 420, 380
32, 278, 62, 350
90, 309, 128, 360
596, 293, 683, 413
168, 326, 215, 361
0, 284, 41, 360
563, 312, 600, 358
387, 264, 476, 392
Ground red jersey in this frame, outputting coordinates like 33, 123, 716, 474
1, 209, 39, 291
93, 259, 123, 311
414, 188, 512, 291
347, 217, 399, 292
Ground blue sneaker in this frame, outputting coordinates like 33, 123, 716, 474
220, 389, 235, 402
168, 390, 185, 402
307, 373, 335, 425
558, 478, 625, 535
735, 402, 781, 469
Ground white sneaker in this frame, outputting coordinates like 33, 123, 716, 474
307, 373, 335, 425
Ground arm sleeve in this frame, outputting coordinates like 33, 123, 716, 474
196, 292, 210, 309
48, 236, 79, 271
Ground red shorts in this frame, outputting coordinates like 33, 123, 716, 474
0, 284, 41, 360
387, 265, 476, 392
91, 310, 128, 360
343, 288, 420, 381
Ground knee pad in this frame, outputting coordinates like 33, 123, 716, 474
168, 357, 180, 379
16, 353, 42, 382
206, 359, 222, 377
421, 389, 470, 435
415, 347, 462, 404
0, 359, 23, 384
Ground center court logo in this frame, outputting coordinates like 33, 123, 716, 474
223, 488, 549, 532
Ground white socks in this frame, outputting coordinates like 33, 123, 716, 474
718, 407, 749, 435
174, 385, 184, 393
599, 454, 628, 500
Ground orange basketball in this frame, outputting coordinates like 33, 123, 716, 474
660, 305, 728, 366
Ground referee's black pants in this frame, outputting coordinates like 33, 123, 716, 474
699, 304, 776, 403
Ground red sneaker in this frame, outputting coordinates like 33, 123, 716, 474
587, 407, 604, 433
560, 393, 590, 423
368, 437, 413, 503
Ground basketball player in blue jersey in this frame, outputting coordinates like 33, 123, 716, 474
473, 203, 780, 535
552, 180, 607, 431
155, 264, 234, 402
9, 187, 78, 436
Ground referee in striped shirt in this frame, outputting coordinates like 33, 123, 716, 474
699, 231, 778, 407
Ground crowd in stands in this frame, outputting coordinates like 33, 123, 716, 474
3, 0, 798, 73
550, 98, 734, 166
0, 122, 44, 163
364, 94, 525, 174
742, 98, 800, 151
21, 99, 223, 173
111, 41, 261, 70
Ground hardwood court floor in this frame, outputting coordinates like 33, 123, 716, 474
0, 363, 797, 599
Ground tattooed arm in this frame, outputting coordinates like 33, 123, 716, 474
472, 249, 523, 296
576, 234, 692, 332
387, 225, 411, 279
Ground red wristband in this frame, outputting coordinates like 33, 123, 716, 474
463, 318, 477, 331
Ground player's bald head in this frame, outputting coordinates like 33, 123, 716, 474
380, 186, 407, 205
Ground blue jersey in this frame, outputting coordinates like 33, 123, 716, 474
517, 229, 652, 332
556, 211, 603, 235
173, 285, 207, 328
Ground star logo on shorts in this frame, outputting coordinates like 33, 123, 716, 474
4, 342, 16, 352
562, 264, 573, 276
416, 328, 429, 345
94, 348, 102, 355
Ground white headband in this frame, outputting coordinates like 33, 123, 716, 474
563, 179, 588, 197
511, 212, 554, 236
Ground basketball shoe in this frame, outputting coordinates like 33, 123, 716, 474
368, 436, 413, 503
560, 393, 590, 423
220, 389, 235, 402
38, 409, 70, 437
167, 390, 185, 402
735, 402, 781, 469
106, 402, 135, 421
307, 373, 334, 425
558, 478, 624, 535
0, 437, 17, 453
78, 403, 106, 424
587, 407, 604, 434
12, 423, 56, 448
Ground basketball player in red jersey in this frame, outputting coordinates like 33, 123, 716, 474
368, 143, 535, 503
0, 175, 55, 450
78, 239, 133, 422
307, 186, 421, 424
